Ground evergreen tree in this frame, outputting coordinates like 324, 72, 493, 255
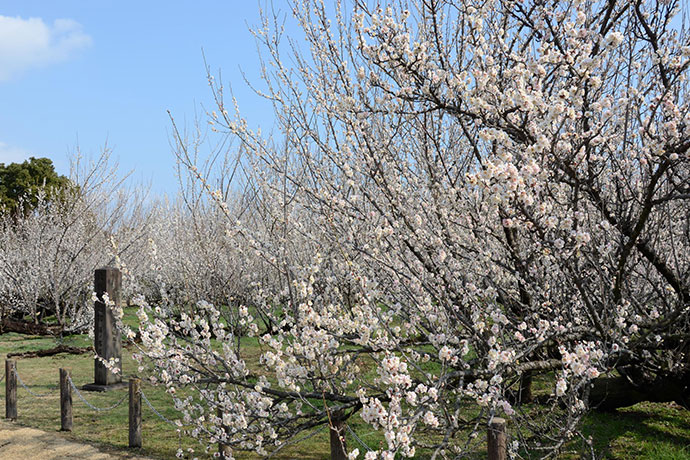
0, 157, 70, 212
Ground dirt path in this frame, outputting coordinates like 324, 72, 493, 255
0, 420, 152, 459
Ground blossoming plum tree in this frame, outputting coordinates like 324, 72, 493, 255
0, 151, 149, 333
132, 0, 690, 458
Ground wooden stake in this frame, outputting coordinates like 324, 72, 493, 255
488, 417, 507, 460
129, 378, 142, 448
5, 359, 16, 420
60, 368, 72, 431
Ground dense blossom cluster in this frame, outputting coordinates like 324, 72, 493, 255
106, 0, 690, 458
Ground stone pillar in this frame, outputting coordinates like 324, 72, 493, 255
83, 267, 124, 391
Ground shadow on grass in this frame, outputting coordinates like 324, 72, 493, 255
582, 402, 690, 459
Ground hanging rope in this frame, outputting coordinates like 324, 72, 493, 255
67, 375, 127, 412
346, 424, 373, 452
15, 371, 55, 398
140, 389, 183, 427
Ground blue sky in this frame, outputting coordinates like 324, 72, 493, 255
0, 1, 282, 196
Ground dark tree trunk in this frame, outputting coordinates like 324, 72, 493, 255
589, 375, 690, 411
517, 371, 533, 404
329, 411, 347, 460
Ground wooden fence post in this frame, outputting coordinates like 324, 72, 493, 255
129, 378, 142, 448
60, 368, 72, 431
488, 417, 507, 460
217, 407, 232, 459
5, 359, 16, 420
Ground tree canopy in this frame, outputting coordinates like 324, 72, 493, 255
132, 0, 690, 458
0, 157, 71, 212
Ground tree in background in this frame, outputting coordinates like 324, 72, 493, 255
0, 151, 150, 332
0, 157, 71, 213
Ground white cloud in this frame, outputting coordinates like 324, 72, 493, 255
0, 15, 92, 81
0, 142, 31, 164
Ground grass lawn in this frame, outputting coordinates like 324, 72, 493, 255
0, 332, 197, 459
582, 402, 690, 459
0, 311, 689, 459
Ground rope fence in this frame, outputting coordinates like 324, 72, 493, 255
16, 371, 55, 398
2, 358, 187, 451
1, 357, 512, 459
346, 424, 373, 452
141, 389, 181, 427
67, 375, 127, 412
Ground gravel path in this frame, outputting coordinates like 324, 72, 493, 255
0, 420, 152, 459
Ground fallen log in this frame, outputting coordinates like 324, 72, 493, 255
0, 319, 61, 336
7, 345, 92, 359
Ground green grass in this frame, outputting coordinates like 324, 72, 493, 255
0, 327, 332, 459
1, 312, 690, 459
0, 334, 196, 459
582, 402, 690, 459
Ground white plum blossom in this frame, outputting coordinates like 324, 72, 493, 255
119, 0, 690, 458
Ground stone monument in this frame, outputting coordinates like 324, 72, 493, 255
82, 267, 126, 391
